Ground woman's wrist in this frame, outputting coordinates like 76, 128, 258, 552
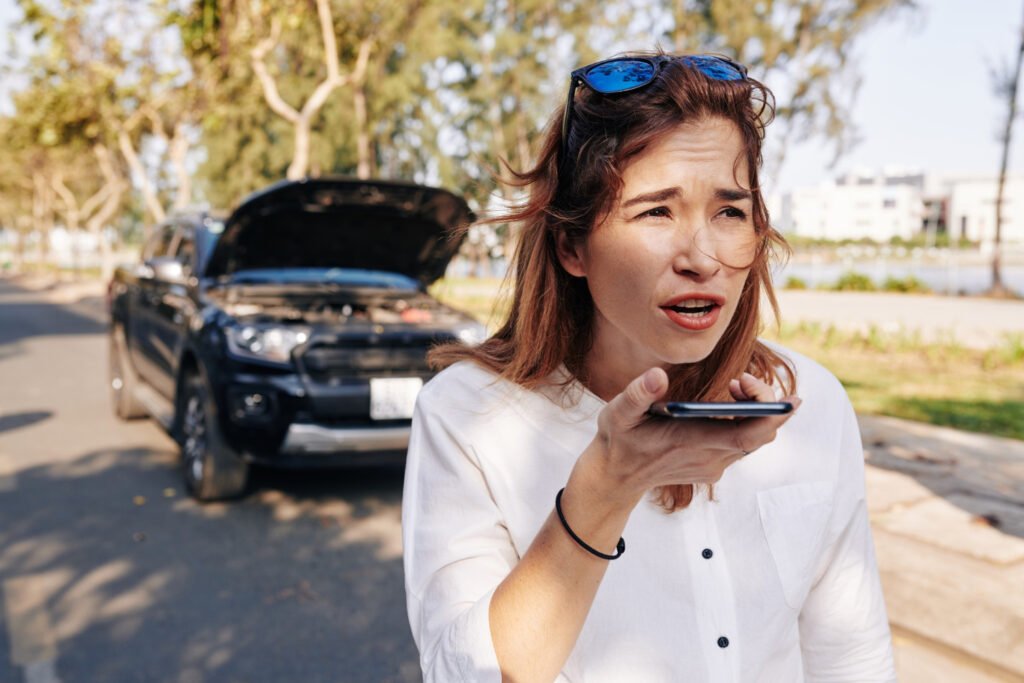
563, 438, 646, 530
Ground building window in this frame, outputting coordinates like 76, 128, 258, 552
883, 198, 897, 209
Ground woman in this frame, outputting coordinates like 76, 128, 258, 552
402, 52, 895, 682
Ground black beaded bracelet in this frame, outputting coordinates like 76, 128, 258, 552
554, 488, 626, 560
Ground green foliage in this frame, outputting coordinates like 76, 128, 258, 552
4, 0, 923, 261
882, 275, 931, 293
783, 275, 808, 290
832, 271, 876, 291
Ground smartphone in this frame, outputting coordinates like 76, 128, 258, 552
647, 401, 794, 418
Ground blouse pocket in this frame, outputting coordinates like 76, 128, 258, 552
757, 481, 834, 610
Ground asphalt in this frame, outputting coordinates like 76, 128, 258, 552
7, 274, 1024, 681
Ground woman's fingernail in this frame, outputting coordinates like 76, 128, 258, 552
643, 369, 662, 393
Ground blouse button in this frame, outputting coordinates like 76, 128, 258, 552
717, 636, 730, 648
701, 548, 713, 559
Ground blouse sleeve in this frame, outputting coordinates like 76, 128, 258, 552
798, 395, 897, 682
401, 388, 517, 683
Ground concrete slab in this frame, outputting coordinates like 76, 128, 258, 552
892, 628, 1022, 683
864, 465, 939, 514
874, 528, 1024, 676
861, 414, 1024, 503
874, 495, 1024, 564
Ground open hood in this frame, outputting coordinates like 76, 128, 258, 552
204, 178, 475, 286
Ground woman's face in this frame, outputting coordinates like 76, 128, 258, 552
557, 116, 758, 397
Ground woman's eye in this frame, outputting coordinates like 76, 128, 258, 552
637, 206, 670, 219
720, 207, 748, 220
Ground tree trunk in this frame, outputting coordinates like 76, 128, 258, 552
12, 216, 25, 271
88, 145, 126, 282
991, 2, 1024, 298
170, 122, 193, 211
119, 128, 167, 233
355, 83, 371, 179
51, 173, 83, 279
288, 118, 311, 180
32, 172, 54, 270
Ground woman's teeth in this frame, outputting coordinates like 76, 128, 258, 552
669, 300, 717, 316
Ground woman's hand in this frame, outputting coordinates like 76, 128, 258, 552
578, 367, 801, 504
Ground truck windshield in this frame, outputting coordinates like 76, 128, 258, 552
225, 268, 420, 290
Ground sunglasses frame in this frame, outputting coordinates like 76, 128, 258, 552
559, 54, 748, 162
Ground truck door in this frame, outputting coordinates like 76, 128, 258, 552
133, 225, 177, 391
148, 225, 197, 399
129, 226, 174, 382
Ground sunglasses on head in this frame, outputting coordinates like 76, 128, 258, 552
560, 54, 748, 161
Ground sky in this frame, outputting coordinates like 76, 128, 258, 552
2, 0, 1023, 196
773, 0, 1024, 193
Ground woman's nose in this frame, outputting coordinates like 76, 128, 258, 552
670, 220, 721, 279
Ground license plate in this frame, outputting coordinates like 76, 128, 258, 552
369, 377, 424, 420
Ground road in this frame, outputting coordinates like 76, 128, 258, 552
0, 278, 419, 682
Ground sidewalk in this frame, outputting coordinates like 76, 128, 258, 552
776, 290, 1024, 349
861, 414, 1024, 681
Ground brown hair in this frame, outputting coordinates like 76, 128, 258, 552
430, 52, 796, 512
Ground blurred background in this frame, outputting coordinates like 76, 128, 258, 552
1, 1, 1023, 682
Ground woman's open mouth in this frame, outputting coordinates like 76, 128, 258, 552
660, 298, 723, 331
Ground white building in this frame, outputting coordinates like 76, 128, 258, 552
946, 175, 1024, 247
785, 169, 924, 242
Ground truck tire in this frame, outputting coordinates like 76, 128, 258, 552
178, 371, 250, 501
109, 325, 148, 420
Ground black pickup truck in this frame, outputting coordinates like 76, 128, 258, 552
108, 178, 483, 501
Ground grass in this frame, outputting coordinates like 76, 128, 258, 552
430, 277, 509, 331
431, 277, 1024, 441
764, 322, 1024, 441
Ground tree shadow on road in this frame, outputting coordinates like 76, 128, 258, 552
0, 294, 106, 349
0, 446, 421, 683
861, 414, 1024, 542
0, 411, 52, 435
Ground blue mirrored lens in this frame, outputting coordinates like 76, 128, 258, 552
680, 55, 745, 81
584, 59, 656, 93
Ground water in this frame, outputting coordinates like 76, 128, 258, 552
773, 260, 1024, 296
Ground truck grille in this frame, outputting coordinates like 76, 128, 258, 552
296, 333, 449, 383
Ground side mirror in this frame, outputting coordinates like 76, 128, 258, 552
144, 257, 185, 283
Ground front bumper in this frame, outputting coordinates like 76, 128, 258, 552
280, 423, 410, 454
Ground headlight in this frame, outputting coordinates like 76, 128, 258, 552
226, 325, 311, 364
454, 322, 487, 346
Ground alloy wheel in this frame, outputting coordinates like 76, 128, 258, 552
182, 389, 207, 484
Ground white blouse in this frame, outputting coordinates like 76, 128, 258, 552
402, 345, 896, 682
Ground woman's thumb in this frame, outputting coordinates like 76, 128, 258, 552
618, 367, 668, 417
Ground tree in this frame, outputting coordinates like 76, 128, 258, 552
12, 0, 132, 279
647, 0, 917, 172
989, 0, 1024, 298
247, 0, 372, 180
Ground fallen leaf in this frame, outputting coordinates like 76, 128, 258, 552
133, 496, 146, 506
132, 532, 146, 542
163, 488, 176, 498
971, 514, 1002, 528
